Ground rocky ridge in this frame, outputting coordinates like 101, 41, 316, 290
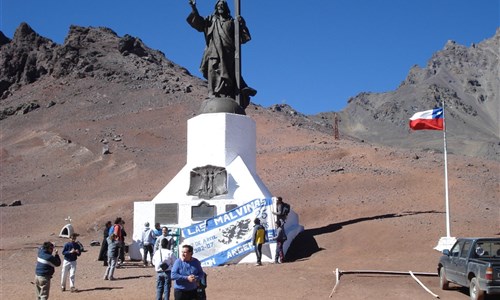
0, 23, 198, 103
334, 28, 499, 160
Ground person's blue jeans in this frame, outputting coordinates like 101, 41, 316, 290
156, 271, 171, 300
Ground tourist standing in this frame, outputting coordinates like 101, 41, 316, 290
98, 220, 112, 266
111, 217, 126, 266
251, 218, 266, 266
153, 238, 176, 300
171, 244, 204, 300
141, 222, 155, 267
35, 241, 61, 299
272, 220, 286, 264
103, 233, 119, 280
61, 233, 82, 292
155, 226, 173, 252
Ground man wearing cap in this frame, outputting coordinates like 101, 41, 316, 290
35, 241, 61, 299
141, 222, 155, 267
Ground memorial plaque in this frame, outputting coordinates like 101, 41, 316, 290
155, 203, 179, 224
192, 202, 216, 222
225, 204, 238, 212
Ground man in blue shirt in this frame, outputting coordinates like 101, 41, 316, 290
171, 244, 204, 300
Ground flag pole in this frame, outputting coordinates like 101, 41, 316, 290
434, 100, 455, 251
442, 99, 451, 238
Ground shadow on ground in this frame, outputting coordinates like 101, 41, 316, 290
74, 287, 124, 292
285, 210, 442, 262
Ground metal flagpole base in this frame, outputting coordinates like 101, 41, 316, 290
434, 236, 456, 252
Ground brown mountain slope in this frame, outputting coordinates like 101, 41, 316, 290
0, 24, 499, 299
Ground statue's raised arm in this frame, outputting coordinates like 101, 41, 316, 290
188, 0, 198, 13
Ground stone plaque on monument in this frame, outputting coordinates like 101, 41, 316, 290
191, 202, 216, 221
155, 203, 179, 224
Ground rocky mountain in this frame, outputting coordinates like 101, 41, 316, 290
0, 22, 202, 105
333, 28, 499, 160
1, 24, 498, 161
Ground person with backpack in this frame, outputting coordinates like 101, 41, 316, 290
272, 197, 290, 224
153, 238, 175, 300
251, 218, 266, 266
111, 218, 126, 266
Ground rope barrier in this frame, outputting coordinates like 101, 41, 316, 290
329, 268, 439, 298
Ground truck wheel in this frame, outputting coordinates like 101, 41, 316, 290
469, 277, 485, 300
439, 268, 449, 290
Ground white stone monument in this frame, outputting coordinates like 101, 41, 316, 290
59, 216, 74, 238
131, 113, 303, 264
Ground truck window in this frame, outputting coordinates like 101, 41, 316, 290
450, 241, 462, 257
460, 241, 471, 258
494, 243, 500, 257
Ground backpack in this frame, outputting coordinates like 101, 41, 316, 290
282, 202, 291, 216
197, 272, 207, 300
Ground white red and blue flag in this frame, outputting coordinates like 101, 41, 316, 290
409, 108, 444, 130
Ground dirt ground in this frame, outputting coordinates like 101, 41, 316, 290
1, 87, 498, 299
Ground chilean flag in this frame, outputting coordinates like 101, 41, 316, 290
409, 108, 444, 130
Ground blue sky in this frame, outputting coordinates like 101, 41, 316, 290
1, 0, 498, 114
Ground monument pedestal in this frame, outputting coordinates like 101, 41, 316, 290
131, 113, 303, 264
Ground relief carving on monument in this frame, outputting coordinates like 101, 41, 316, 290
187, 165, 228, 199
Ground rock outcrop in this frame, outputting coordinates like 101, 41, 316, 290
0, 23, 192, 100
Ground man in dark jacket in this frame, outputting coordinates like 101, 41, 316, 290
35, 241, 61, 299
61, 233, 82, 292
271, 220, 286, 264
